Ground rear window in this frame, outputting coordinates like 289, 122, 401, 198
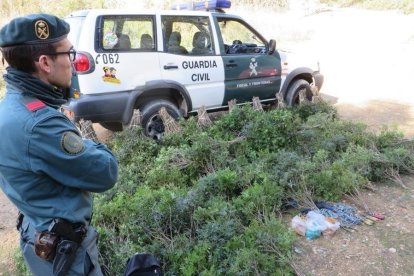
161, 15, 214, 56
98, 15, 156, 52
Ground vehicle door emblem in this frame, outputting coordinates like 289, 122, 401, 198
249, 58, 258, 76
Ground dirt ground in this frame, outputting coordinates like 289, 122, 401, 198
291, 178, 414, 276
268, 7, 414, 275
0, 192, 18, 275
1, 5, 414, 276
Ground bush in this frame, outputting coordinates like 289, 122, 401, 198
93, 101, 414, 274
225, 217, 294, 274
241, 108, 300, 153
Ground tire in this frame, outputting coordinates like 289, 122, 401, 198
99, 122, 123, 132
140, 99, 181, 140
285, 79, 312, 106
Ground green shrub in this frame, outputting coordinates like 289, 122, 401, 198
297, 112, 373, 157
307, 158, 368, 201
179, 242, 211, 275
210, 105, 257, 139
241, 108, 300, 153
292, 100, 337, 121
375, 127, 405, 150
105, 128, 160, 197
93, 101, 414, 275
225, 217, 294, 274
233, 172, 284, 223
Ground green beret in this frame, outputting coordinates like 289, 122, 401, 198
0, 13, 70, 47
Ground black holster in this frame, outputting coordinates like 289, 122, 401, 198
53, 239, 80, 276
48, 218, 87, 276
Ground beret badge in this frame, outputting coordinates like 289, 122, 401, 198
35, 20, 49, 40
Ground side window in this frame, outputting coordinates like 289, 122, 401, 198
161, 16, 214, 56
217, 18, 266, 55
100, 15, 155, 51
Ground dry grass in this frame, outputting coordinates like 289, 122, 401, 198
0, 233, 19, 275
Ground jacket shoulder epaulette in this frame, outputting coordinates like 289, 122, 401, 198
22, 97, 46, 112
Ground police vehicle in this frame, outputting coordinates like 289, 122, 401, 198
64, 0, 324, 139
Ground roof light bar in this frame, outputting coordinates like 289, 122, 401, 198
171, 0, 231, 11
194, 0, 231, 11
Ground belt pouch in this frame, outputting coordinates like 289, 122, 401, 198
34, 231, 59, 261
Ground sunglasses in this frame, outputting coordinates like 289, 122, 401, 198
40, 48, 77, 62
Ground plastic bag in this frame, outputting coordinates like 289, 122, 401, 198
306, 211, 328, 231
291, 215, 307, 236
304, 211, 326, 239
291, 211, 341, 240
322, 217, 340, 239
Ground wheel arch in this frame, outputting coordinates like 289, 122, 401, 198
122, 80, 192, 125
280, 67, 314, 99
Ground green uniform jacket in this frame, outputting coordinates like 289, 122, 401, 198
0, 84, 118, 231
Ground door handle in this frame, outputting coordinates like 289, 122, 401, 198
225, 63, 237, 68
163, 65, 179, 70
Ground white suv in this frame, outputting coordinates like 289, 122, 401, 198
64, 2, 323, 138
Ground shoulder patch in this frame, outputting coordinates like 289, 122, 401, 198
25, 100, 46, 112
61, 131, 84, 155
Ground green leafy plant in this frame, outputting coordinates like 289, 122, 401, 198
90, 101, 414, 274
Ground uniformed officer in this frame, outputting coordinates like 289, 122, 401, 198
0, 14, 118, 275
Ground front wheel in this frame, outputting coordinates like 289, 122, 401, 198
140, 99, 181, 140
285, 79, 312, 106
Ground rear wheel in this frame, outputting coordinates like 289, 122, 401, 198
141, 99, 181, 140
286, 79, 312, 106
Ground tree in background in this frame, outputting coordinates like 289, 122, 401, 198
0, 0, 124, 21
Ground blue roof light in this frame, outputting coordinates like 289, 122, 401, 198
194, 0, 231, 11
171, 0, 231, 11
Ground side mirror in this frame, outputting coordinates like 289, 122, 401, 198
268, 39, 276, 55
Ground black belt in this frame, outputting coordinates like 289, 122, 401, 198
16, 213, 86, 244
49, 218, 87, 244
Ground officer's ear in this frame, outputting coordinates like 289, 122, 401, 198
36, 55, 52, 73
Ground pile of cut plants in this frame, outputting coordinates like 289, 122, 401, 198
93, 101, 414, 275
